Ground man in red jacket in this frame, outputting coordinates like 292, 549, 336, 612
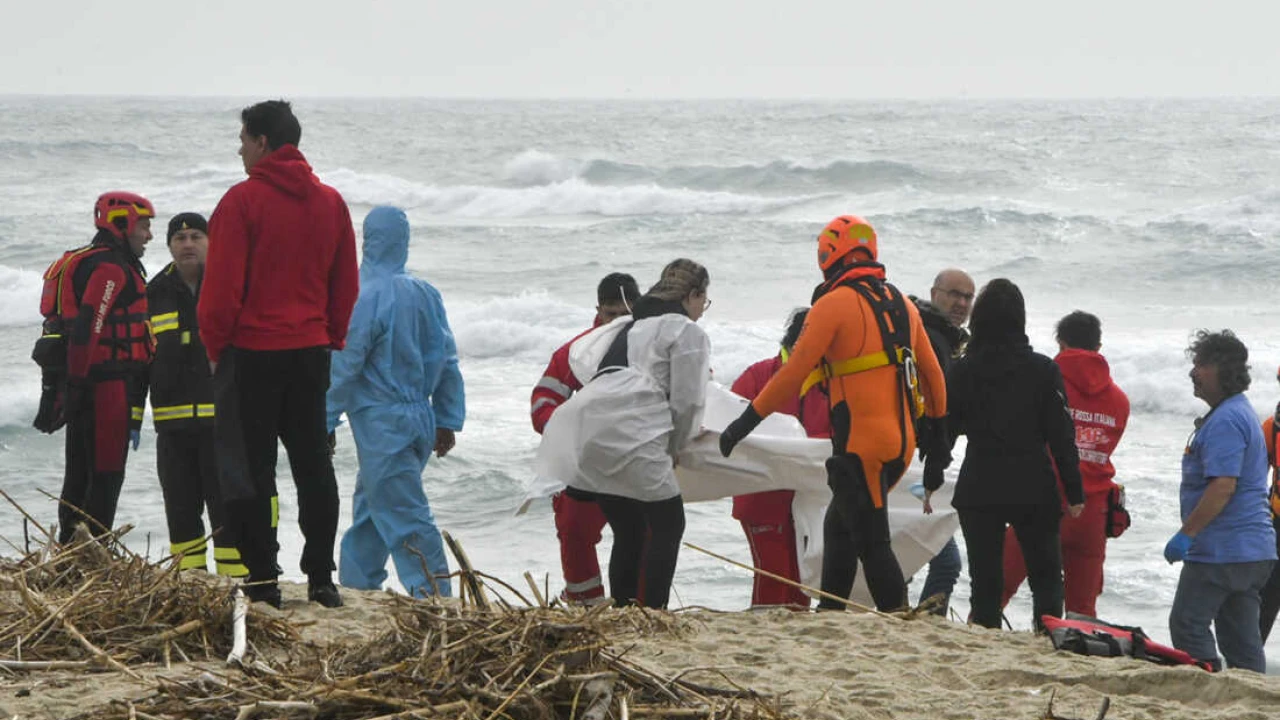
199, 100, 359, 609
1001, 311, 1129, 617
532, 272, 639, 605
731, 308, 831, 607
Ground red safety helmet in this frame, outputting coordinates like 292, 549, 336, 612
94, 191, 155, 240
816, 215, 877, 272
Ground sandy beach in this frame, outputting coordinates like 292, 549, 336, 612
4, 578, 1280, 720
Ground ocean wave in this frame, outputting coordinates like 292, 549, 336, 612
449, 293, 593, 360
499, 149, 979, 193
0, 265, 43, 328
323, 168, 818, 218
0, 139, 162, 161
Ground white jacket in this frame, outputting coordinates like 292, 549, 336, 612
536, 313, 710, 502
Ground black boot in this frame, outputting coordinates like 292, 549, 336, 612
308, 576, 343, 608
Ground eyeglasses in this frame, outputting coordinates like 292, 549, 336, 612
703, 297, 712, 311
935, 287, 975, 302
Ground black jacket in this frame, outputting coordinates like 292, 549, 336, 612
146, 263, 214, 432
946, 339, 1083, 510
911, 297, 969, 377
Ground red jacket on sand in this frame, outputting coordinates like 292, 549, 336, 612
731, 354, 831, 522
1056, 348, 1129, 496
198, 145, 359, 363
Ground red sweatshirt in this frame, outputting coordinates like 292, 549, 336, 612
731, 354, 831, 522
1055, 348, 1130, 497
198, 145, 359, 362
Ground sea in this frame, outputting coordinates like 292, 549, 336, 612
2, 96, 1279, 662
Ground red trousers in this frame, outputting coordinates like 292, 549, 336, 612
740, 514, 811, 608
1001, 492, 1108, 617
553, 491, 608, 603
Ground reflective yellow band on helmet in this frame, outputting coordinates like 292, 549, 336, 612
799, 350, 894, 396
131, 406, 144, 422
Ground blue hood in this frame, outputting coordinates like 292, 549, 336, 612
361, 206, 409, 279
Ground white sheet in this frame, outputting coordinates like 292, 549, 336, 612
523, 381, 959, 606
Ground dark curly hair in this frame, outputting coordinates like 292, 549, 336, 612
1056, 311, 1102, 351
1186, 329, 1251, 396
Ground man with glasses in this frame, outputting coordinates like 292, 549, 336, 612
908, 268, 974, 615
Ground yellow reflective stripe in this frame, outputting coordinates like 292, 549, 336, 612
799, 351, 892, 397
270, 495, 279, 528
213, 545, 248, 577
151, 312, 180, 335
171, 537, 207, 570
216, 562, 249, 578
171, 537, 207, 555
213, 546, 242, 561
181, 330, 191, 345
131, 406, 144, 422
196, 404, 215, 418
153, 404, 195, 422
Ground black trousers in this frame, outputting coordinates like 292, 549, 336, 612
594, 493, 685, 609
818, 454, 907, 612
156, 427, 244, 574
213, 347, 338, 584
960, 503, 1064, 630
59, 379, 129, 544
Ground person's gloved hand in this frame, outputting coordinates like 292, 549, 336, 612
923, 457, 946, 493
129, 429, 141, 452
719, 405, 763, 458
1164, 531, 1193, 564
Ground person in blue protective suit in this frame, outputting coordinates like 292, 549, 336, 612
326, 206, 466, 598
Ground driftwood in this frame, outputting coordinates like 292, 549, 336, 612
0, 519, 793, 719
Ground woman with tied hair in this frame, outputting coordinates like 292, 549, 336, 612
555, 258, 712, 609
939, 278, 1084, 630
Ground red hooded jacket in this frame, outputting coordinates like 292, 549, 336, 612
731, 354, 831, 522
198, 145, 359, 362
1055, 348, 1129, 497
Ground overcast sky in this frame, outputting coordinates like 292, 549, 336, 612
5, 1, 1279, 98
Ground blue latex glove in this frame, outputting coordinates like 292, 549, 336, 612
129, 429, 141, 452
1164, 531, 1193, 564
908, 482, 926, 500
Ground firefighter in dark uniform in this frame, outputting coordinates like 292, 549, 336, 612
146, 213, 246, 576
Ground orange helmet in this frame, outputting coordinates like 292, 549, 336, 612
94, 191, 155, 241
816, 215, 877, 272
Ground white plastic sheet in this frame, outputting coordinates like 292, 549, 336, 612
524, 381, 959, 606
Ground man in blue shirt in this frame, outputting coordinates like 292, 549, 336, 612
1166, 330, 1276, 672
327, 206, 466, 598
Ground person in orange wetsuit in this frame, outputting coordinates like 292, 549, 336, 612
531, 272, 641, 605
1258, 364, 1280, 640
731, 308, 831, 608
719, 215, 948, 612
